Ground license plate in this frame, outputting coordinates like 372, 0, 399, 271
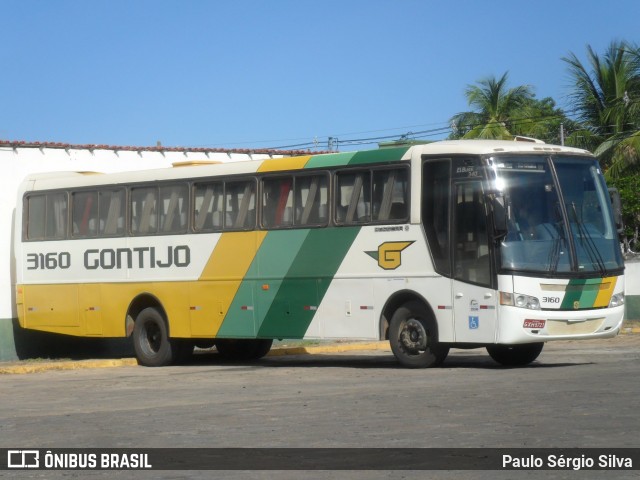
523, 319, 546, 329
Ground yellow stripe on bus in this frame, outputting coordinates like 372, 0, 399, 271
593, 276, 617, 308
194, 231, 268, 336
257, 155, 311, 172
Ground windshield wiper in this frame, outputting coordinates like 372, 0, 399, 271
546, 223, 565, 272
569, 202, 606, 275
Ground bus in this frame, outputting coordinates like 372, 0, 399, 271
14, 139, 626, 368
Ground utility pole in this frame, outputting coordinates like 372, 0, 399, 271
560, 123, 565, 146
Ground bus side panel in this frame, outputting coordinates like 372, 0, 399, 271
256, 279, 319, 338
189, 281, 230, 337
253, 229, 312, 338
22, 284, 80, 331
197, 231, 266, 338
310, 226, 434, 340
214, 281, 257, 338
256, 227, 361, 338
315, 278, 376, 339
78, 283, 102, 335
153, 282, 191, 338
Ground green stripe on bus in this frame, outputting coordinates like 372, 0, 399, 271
561, 278, 602, 309
257, 226, 361, 338
347, 147, 410, 165
304, 152, 356, 169
578, 278, 602, 308
217, 229, 310, 338
303, 147, 409, 170
561, 279, 586, 309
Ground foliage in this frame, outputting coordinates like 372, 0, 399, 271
449, 72, 534, 140
563, 40, 640, 180
511, 96, 581, 144
449, 73, 576, 143
450, 41, 640, 235
608, 174, 640, 238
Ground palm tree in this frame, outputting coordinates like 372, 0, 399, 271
563, 41, 640, 179
449, 72, 534, 140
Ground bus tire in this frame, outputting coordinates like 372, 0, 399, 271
389, 301, 449, 368
486, 342, 544, 367
216, 339, 273, 360
133, 307, 174, 367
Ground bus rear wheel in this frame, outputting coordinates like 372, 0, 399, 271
486, 342, 544, 367
133, 307, 186, 367
215, 339, 273, 360
389, 301, 449, 368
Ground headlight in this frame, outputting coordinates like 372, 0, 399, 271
501, 292, 540, 310
609, 293, 625, 308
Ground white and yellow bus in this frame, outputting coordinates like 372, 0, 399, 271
14, 139, 626, 367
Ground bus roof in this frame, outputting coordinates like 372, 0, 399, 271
20, 139, 594, 191
414, 139, 593, 156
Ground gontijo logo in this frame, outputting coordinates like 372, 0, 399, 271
365, 241, 414, 270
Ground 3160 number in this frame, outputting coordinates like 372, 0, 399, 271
26, 252, 71, 270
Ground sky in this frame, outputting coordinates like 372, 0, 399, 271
1, 0, 639, 152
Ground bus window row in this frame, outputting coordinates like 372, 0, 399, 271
24, 166, 409, 241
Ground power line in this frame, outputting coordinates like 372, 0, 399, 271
252, 101, 639, 152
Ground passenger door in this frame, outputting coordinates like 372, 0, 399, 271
451, 180, 497, 343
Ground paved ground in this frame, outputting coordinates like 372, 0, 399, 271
0, 332, 639, 479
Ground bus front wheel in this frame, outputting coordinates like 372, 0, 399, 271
486, 343, 544, 367
133, 307, 178, 367
389, 301, 449, 368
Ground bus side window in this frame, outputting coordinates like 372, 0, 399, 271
160, 184, 188, 234
335, 171, 371, 224
194, 182, 223, 231
26, 195, 46, 240
72, 191, 98, 237
295, 175, 328, 226
131, 187, 158, 235
45, 192, 68, 240
262, 177, 293, 229
100, 189, 125, 236
372, 168, 408, 221
226, 180, 256, 230
453, 182, 491, 286
422, 160, 451, 276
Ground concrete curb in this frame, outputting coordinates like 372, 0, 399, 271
267, 341, 389, 357
0, 358, 138, 375
621, 320, 640, 334
621, 326, 640, 334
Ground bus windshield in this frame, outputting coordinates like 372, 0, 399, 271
495, 155, 624, 275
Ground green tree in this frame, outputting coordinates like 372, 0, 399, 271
449, 72, 535, 140
563, 40, 640, 179
608, 174, 640, 241
510, 96, 581, 145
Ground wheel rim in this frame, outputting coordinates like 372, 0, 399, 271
399, 318, 428, 353
143, 322, 162, 355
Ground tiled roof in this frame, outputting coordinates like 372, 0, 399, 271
0, 139, 326, 156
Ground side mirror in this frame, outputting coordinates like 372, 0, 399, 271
491, 194, 508, 237
608, 187, 624, 234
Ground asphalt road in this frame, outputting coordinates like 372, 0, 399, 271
1, 335, 639, 480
